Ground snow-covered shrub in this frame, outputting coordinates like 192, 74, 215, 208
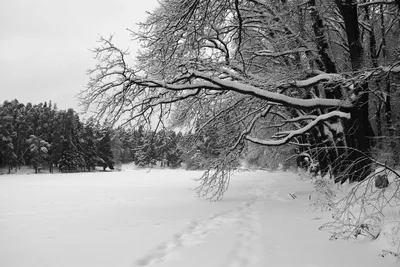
309, 176, 336, 211
321, 165, 400, 257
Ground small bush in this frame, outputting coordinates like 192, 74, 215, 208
309, 177, 336, 211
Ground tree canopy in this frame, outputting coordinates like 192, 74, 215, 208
81, 0, 400, 200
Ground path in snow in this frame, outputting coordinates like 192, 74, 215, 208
0, 170, 398, 267
134, 189, 262, 267
129, 172, 398, 267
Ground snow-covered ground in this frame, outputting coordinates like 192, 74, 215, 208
0, 168, 398, 267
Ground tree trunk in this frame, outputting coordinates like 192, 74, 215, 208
310, 0, 337, 73
384, 76, 399, 165
380, 5, 388, 59
342, 90, 374, 182
375, 101, 382, 139
335, 0, 364, 71
335, 0, 374, 183
364, 3, 378, 68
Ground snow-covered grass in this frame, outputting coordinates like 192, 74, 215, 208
0, 167, 398, 267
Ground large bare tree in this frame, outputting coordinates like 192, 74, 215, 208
81, 0, 400, 200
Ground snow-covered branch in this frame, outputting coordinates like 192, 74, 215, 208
252, 48, 318, 58
191, 72, 353, 109
245, 111, 350, 146
292, 73, 343, 87
358, 0, 398, 7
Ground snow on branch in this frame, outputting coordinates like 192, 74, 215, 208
191, 72, 353, 109
83, 43, 400, 126
358, 0, 398, 7
83, 40, 400, 123
292, 73, 343, 87
119, 72, 353, 110
386, 62, 400, 73
252, 48, 318, 58
268, 114, 319, 128
83, 63, 353, 124
244, 111, 350, 146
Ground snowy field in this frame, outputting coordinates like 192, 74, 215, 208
0, 168, 398, 267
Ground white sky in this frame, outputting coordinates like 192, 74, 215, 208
0, 0, 159, 113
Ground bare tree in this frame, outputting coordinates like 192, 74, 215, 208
80, 0, 400, 200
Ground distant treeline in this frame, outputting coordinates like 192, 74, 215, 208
0, 99, 224, 174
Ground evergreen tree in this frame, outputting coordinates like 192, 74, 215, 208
164, 131, 182, 168
26, 135, 50, 173
135, 131, 156, 167
13, 102, 30, 169
57, 109, 83, 172
96, 128, 114, 170
0, 101, 18, 173
80, 120, 98, 171
110, 129, 123, 169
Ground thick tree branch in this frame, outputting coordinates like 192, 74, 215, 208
358, 0, 398, 7
245, 111, 350, 146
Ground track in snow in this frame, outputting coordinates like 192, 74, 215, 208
132, 179, 273, 267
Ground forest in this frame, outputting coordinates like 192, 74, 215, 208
0, 99, 190, 174
1, 99, 256, 174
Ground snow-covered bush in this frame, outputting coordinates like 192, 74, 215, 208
309, 176, 336, 211
320, 166, 400, 259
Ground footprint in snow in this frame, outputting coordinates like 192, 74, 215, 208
133, 202, 253, 266
222, 200, 263, 267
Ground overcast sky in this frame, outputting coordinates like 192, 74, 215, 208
0, 0, 158, 113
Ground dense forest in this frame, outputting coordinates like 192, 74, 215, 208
0, 99, 191, 173
1, 99, 267, 174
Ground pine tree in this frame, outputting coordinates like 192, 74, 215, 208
165, 131, 182, 168
57, 109, 83, 172
110, 129, 123, 170
26, 135, 50, 173
135, 131, 156, 167
80, 120, 98, 171
0, 101, 17, 173
96, 128, 114, 170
